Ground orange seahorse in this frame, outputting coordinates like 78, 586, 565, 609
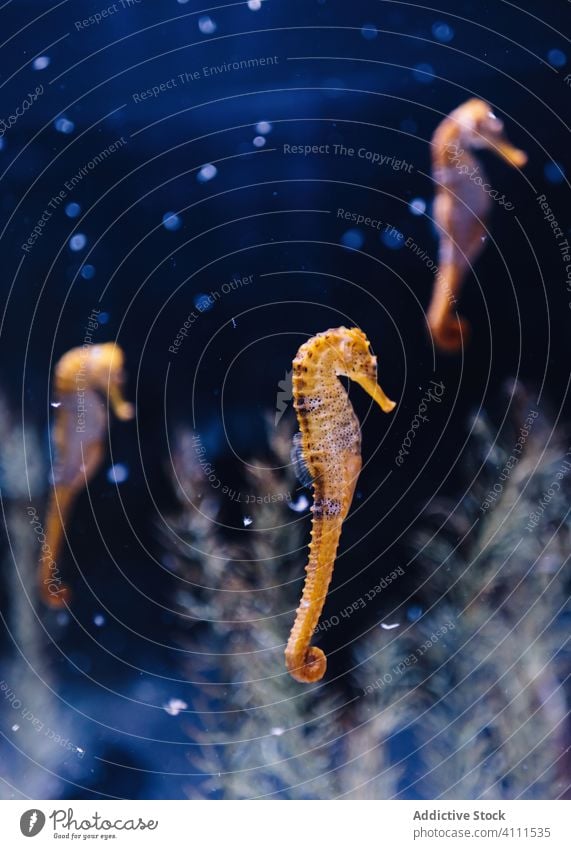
39, 343, 134, 608
285, 327, 396, 683
428, 98, 527, 352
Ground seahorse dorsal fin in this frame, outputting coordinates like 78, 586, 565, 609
291, 432, 313, 488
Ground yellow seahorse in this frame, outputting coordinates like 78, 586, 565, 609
428, 98, 527, 352
285, 327, 396, 683
39, 343, 134, 608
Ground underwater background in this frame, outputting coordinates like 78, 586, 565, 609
0, 0, 570, 799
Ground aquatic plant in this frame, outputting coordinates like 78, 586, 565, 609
171, 383, 570, 799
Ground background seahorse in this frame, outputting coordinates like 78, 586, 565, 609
429, 98, 527, 352
285, 327, 396, 683
39, 343, 134, 608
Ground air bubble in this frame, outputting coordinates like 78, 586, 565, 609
69, 233, 87, 252
198, 16, 217, 34
547, 48, 566, 68
413, 63, 435, 83
432, 21, 454, 43
162, 212, 182, 231
341, 228, 365, 250
361, 23, 378, 40
32, 56, 50, 70
54, 117, 75, 134
65, 202, 81, 218
107, 463, 129, 484
409, 198, 426, 216
197, 163, 218, 183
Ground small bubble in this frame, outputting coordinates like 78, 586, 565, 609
107, 463, 129, 484
409, 197, 426, 216
93, 614, 105, 627
69, 233, 87, 252
11, 724, 19, 732
289, 494, 309, 512
198, 15, 217, 34
194, 293, 213, 312
381, 229, 404, 250
544, 161, 566, 184
407, 605, 423, 622
164, 698, 188, 716
32, 56, 50, 71
253, 135, 266, 148
243, 515, 253, 527
255, 121, 272, 135
341, 228, 365, 250
547, 48, 566, 68
413, 63, 435, 83
432, 21, 454, 43
65, 202, 81, 218
54, 116, 75, 134
162, 211, 182, 231
81, 265, 95, 280
197, 163, 218, 183
247, 0, 262, 9
381, 622, 400, 630
361, 23, 378, 40
271, 727, 285, 736
51, 401, 62, 408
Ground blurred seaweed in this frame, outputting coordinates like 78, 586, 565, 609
169, 384, 570, 799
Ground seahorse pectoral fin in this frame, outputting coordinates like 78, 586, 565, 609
495, 139, 527, 168
291, 432, 314, 488
353, 376, 396, 413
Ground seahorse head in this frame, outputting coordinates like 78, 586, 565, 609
450, 98, 527, 168
332, 327, 396, 413
90, 344, 134, 421
54, 343, 134, 421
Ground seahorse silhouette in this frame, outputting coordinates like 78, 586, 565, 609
428, 98, 527, 352
285, 327, 395, 683
39, 343, 134, 608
